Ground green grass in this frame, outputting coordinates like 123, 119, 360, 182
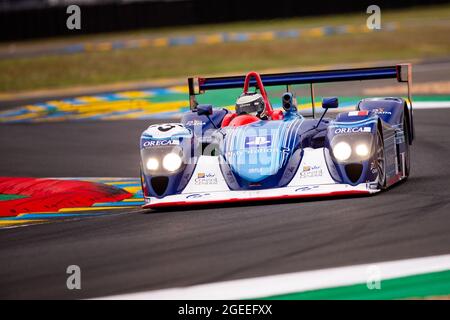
260, 270, 450, 300
1, 4, 450, 93
0, 194, 27, 201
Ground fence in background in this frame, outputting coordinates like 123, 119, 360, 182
0, 0, 449, 42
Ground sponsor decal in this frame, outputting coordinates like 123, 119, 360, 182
142, 139, 180, 148
245, 136, 272, 148
295, 185, 320, 192
248, 167, 267, 174
334, 127, 371, 134
371, 108, 392, 115
186, 193, 210, 199
194, 172, 218, 185
348, 110, 369, 117
185, 120, 206, 126
368, 183, 379, 190
370, 161, 377, 174
299, 165, 323, 179
226, 148, 275, 157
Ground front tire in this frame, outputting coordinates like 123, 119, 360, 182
403, 116, 411, 178
375, 128, 387, 189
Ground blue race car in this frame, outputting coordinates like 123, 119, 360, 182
139, 64, 413, 208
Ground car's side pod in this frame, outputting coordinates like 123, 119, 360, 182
358, 97, 414, 144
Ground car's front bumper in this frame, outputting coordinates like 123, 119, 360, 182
143, 183, 378, 208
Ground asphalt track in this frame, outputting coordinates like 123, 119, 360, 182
0, 106, 449, 299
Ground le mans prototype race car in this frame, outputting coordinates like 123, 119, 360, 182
139, 64, 414, 208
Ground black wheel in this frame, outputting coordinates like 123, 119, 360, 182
403, 117, 411, 178
375, 128, 387, 189
139, 165, 145, 193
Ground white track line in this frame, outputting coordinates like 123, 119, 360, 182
98, 254, 450, 300
413, 102, 450, 109
414, 61, 450, 73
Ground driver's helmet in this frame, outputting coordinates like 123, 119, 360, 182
235, 93, 265, 117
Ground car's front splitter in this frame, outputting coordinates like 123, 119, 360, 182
142, 183, 378, 209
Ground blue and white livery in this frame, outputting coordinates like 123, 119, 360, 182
139, 64, 414, 208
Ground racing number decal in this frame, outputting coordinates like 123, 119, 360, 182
144, 123, 188, 139
158, 124, 176, 132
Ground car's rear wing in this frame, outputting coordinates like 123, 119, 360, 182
188, 64, 412, 113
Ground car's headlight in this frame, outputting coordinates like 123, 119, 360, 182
162, 153, 182, 172
333, 141, 352, 162
146, 158, 159, 171
355, 143, 370, 157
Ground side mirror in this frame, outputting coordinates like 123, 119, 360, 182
197, 104, 213, 116
315, 97, 338, 129
322, 97, 339, 109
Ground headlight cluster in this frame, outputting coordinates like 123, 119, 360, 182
162, 153, 183, 172
146, 158, 159, 171
355, 143, 369, 157
333, 142, 352, 161
145, 152, 183, 173
332, 141, 371, 162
